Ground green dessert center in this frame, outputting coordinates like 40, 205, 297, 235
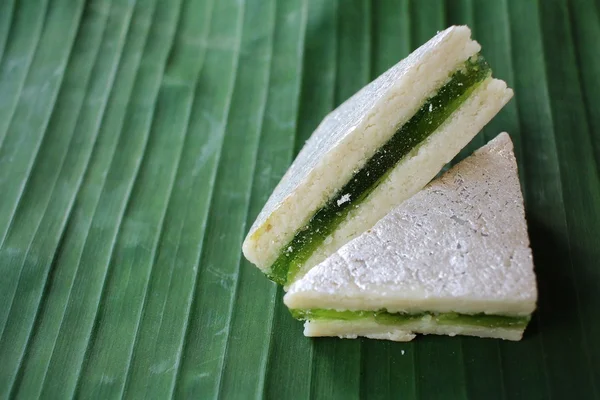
291, 309, 531, 330
268, 56, 492, 285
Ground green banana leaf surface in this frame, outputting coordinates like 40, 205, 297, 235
0, 0, 599, 398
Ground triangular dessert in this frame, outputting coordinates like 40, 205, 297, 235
242, 26, 513, 286
284, 133, 536, 341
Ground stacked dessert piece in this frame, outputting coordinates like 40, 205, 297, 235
242, 26, 536, 341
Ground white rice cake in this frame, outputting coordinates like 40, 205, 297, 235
285, 133, 537, 341
243, 26, 492, 273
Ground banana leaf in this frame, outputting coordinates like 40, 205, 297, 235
0, 0, 599, 398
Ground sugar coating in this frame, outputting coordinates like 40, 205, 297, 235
243, 26, 481, 270
285, 133, 537, 316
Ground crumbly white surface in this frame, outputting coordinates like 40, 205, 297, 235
285, 133, 537, 316
243, 26, 481, 270
304, 318, 525, 342
293, 77, 513, 283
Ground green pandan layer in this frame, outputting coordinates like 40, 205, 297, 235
267, 56, 492, 285
291, 309, 531, 330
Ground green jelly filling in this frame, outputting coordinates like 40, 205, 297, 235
267, 56, 492, 285
291, 309, 531, 330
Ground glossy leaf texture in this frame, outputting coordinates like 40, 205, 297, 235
0, 0, 599, 399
